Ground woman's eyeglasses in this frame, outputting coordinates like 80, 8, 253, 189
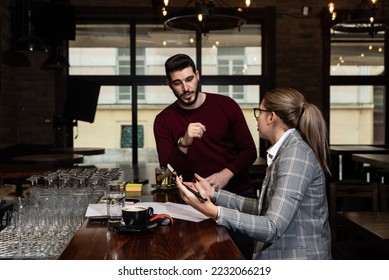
253, 108, 272, 118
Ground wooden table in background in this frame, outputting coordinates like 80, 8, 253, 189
330, 145, 389, 181
12, 153, 84, 166
49, 147, 105, 156
249, 157, 267, 178
0, 164, 58, 197
336, 211, 389, 258
8, 154, 84, 196
352, 153, 389, 170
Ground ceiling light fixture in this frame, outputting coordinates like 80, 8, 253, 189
14, 0, 47, 53
329, 0, 388, 38
163, 0, 249, 34
41, 42, 70, 71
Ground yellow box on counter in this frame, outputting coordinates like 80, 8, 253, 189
120, 182, 142, 196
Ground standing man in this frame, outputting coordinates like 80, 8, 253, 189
153, 53, 257, 193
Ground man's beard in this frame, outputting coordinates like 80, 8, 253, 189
175, 89, 199, 107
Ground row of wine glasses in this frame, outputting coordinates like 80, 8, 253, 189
1, 190, 90, 259
26, 167, 122, 190
0, 167, 123, 259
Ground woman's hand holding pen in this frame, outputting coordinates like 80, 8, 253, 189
176, 173, 219, 220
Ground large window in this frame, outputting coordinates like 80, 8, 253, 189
330, 33, 386, 145
331, 40, 384, 76
330, 85, 384, 144
68, 19, 265, 164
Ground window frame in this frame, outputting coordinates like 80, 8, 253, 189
322, 7, 389, 146
69, 7, 276, 163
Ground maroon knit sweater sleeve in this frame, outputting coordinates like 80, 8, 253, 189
153, 102, 188, 169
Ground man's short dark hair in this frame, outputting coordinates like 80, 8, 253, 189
165, 54, 197, 80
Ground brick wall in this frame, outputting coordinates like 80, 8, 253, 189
0, 1, 15, 148
0, 0, 57, 148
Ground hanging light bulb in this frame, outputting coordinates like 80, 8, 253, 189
164, 0, 169, 6
198, 13, 203, 22
328, 2, 335, 14
162, 7, 167, 16
245, 0, 251, 8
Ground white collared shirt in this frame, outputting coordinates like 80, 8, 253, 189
266, 128, 296, 166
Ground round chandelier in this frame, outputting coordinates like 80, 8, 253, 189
328, 0, 389, 38
162, 0, 250, 34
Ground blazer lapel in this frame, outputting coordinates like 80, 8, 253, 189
257, 131, 297, 215
258, 164, 272, 214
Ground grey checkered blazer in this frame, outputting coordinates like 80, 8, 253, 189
214, 130, 332, 259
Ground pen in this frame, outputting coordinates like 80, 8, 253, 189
167, 164, 208, 201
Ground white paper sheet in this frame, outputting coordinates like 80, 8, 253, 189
85, 201, 135, 218
85, 202, 208, 222
85, 203, 107, 218
137, 202, 208, 222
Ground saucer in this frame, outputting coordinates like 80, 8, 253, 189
109, 220, 157, 233
125, 197, 141, 203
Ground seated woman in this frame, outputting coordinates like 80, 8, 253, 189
176, 87, 332, 260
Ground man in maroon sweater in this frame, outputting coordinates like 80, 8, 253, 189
153, 54, 257, 194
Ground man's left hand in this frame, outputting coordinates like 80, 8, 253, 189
205, 168, 234, 189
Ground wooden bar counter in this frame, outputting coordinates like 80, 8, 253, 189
0, 162, 244, 260
59, 217, 242, 260
59, 163, 244, 260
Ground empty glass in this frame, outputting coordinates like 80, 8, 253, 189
106, 181, 125, 223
